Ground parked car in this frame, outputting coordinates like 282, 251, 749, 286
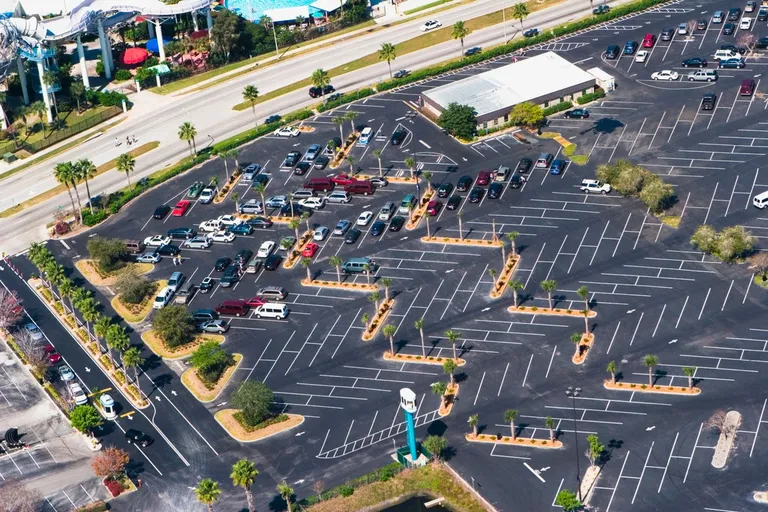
219, 266, 240, 287
623, 40, 638, 55
186, 181, 205, 198
136, 252, 161, 263
192, 309, 219, 322
199, 277, 214, 294
264, 254, 282, 270
550, 160, 566, 175
605, 45, 620, 59
229, 223, 253, 235
370, 177, 388, 187
172, 200, 191, 217
488, 183, 503, 199
154, 244, 180, 256
143, 235, 171, 247
357, 211, 374, 226
214, 257, 231, 271
200, 320, 229, 333
564, 108, 589, 119
257, 241, 276, 257
314, 155, 330, 170
437, 183, 454, 198
370, 221, 386, 236
580, 179, 612, 194
168, 227, 196, 239
391, 129, 406, 145
199, 219, 222, 232
389, 216, 406, 231
153, 205, 170, 219
516, 158, 532, 174
510, 174, 526, 189
239, 199, 264, 214
468, 188, 484, 203
457, 175, 473, 192
722, 22, 735, 35
651, 70, 679, 80
294, 161, 311, 175
58, 364, 75, 381
274, 126, 299, 137
334, 220, 352, 235
314, 226, 329, 241
682, 57, 707, 67
332, 174, 355, 185
246, 217, 273, 229
300, 197, 326, 210
302, 242, 319, 257
476, 170, 492, 185
345, 228, 362, 244
199, 187, 216, 204
427, 200, 442, 215
283, 151, 302, 168
279, 236, 297, 251
184, 236, 212, 249
446, 195, 461, 210
266, 196, 288, 208
635, 50, 649, 62
125, 429, 153, 447
210, 231, 236, 243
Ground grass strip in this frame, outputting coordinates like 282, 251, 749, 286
404, 0, 456, 15
0, 118, 127, 182
232, 0, 561, 111
0, 141, 159, 218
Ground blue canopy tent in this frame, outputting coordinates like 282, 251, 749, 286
145, 38, 170, 54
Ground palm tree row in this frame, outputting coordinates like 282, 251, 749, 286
331, 111, 360, 142
52, 158, 98, 221
26, 243, 144, 389
194, 459, 292, 512
468, 411, 556, 443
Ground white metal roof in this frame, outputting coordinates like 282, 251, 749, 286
423, 52, 596, 117
586, 67, 614, 81
310, 0, 343, 12
263, 5, 310, 22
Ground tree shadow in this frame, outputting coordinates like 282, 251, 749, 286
442, 445, 458, 461
584, 118, 624, 136
427, 420, 447, 437
267, 494, 293, 512
653, 369, 667, 385
143, 353, 164, 372
454, 372, 468, 384
125, 459, 146, 479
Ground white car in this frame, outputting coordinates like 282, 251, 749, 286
299, 197, 326, 210
257, 240, 276, 258
313, 226, 329, 241
357, 211, 374, 226
210, 231, 236, 243
420, 20, 441, 31
143, 235, 171, 247
136, 251, 161, 263
740, 17, 752, 30
635, 50, 649, 62
677, 23, 688, 34
274, 126, 299, 137
217, 214, 239, 227
579, 179, 612, 194
199, 219, 222, 232
184, 236, 212, 249
651, 70, 679, 80
69, 382, 88, 405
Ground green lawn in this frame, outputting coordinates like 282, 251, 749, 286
404, 0, 456, 15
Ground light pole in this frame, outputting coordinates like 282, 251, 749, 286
565, 386, 582, 501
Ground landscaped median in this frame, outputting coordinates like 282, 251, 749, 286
465, 433, 563, 449
490, 253, 520, 299
357, 173, 416, 184
383, 353, 466, 366
572, 333, 595, 365
212, 170, 243, 204
141, 330, 225, 360
329, 133, 360, 170
361, 299, 395, 342
301, 278, 378, 292
182, 353, 243, 403
283, 230, 314, 269
405, 191, 435, 230
438, 383, 459, 417
110, 280, 166, 324
75, 260, 154, 287
603, 380, 702, 395
421, 236, 502, 247
508, 305, 598, 317
215, 410, 304, 442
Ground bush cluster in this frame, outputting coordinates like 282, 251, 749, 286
153, 305, 196, 348
690, 225, 755, 262
596, 159, 674, 213
299, 463, 404, 506
576, 89, 606, 105
190, 342, 233, 386
116, 271, 154, 305
543, 101, 573, 116
114, 69, 133, 81
82, 210, 108, 226
104, 478, 123, 497
85, 89, 129, 108
86, 237, 128, 273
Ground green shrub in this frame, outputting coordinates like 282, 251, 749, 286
543, 101, 573, 116
339, 484, 355, 497
116, 271, 154, 305
82, 210, 108, 226
576, 89, 606, 105
114, 69, 132, 81
691, 225, 756, 262
86, 237, 128, 273
153, 305, 196, 348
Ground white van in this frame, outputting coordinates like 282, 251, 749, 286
713, 49, 740, 61
254, 302, 289, 319
378, 201, 395, 221
153, 287, 174, 309
359, 127, 373, 145
753, 190, 768, 209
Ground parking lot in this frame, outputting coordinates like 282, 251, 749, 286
24, 0, 768, 509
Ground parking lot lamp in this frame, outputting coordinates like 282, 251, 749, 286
565, 386, 583, 501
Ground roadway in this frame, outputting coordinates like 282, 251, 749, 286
0, 0, 614, 256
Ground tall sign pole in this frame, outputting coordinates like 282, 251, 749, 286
399, 388, 418, 461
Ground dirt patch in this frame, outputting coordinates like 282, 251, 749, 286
214, 410, 304, 442
141, 330, 225, 360
75, 260, 154, 287
181, 354, 242, 402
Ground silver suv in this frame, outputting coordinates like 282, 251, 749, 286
184, 236, 212, 249
687, 70, 717, 82
257, 286, 287, 300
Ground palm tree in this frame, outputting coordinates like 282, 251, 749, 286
195, 478, 221, 512
219, 148, 239, 182
545, 416, 556, 442
78, 297, 99, 337
231, 192, 240, 211
116, 153, 135, 187
443, 358, 457, 386
346, 155, 355, 175
361, 312, 370, 328
372, 149, 384, 177
451, 21, 470, 58
46, 263, 66, 288
277, 481, 293, 512
444, 329, 460, 361
643, 354, 659, 386
425, 215, 431, 238
345, 111, 358, 135
504, 409, 519, 440
260, 15, 279, 58
121, 347, 144, 385
512, 2, 529, 30
178, 121, 197, 156
58, 278, 75, 315
301, 210, 312, 232
253, 182, 267, 209
488, 268, 497, 285
468, 413, 479, 437
422, 170, 433, 192
210, 176, 219, 189
509, 280, 524, 306
582, 309, 590, 335
378, 42, 397, 78
431, 381, 447, 409
403, 157, 416, 179
457, 211, 464, 240
300, 257, 312, 282
71, 287, 91, 312
682, 366, 696, 389
540, 280, 557, 310
414, 318, 426, 358
607, 360, 617, 383
231, 459, 259, 512
332, 116, 345, 141
368, 291, 380, 311
507, 232, 519, 258
311, 68, 330, 95
53, 162, 79, 221
29, 101, 46, 135
289, 217, 301, 245
75, 159, 97, 215
577, 286, 590, 312
383, 324, 397, 355
70, 81, 85, 114
106, 324, 129, 369
381, 277, 392, 301
242, 85, 259, 126
329, 256, 343, 283
571, 332, 583, 356
94, 315, 111, 352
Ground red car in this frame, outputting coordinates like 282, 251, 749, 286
476, 170, 492, 186
245, 296, 267, 307
331, 174, 355, 185
427, 200, 442, 216
642, 34, 656, 48
302, 242, 319, 257
172, 200, 191, 217
43, 344, 61, 364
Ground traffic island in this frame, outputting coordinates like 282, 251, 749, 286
420, 236, 503, 247
297, 125, 315, 133
213, 172, 243, 204
141, 330, 225, 360
283, 230, 314, 269
215, 410, 304, 442
103, 475, 137, 499
580, 466, 601, 506
508, 305, 598, 318
572, 333, 595, 365
301, 278, 378, 292
265, 216, 297, 225
603, 380, 702, 396
753, 491, 768, 503
181, 354, 242, 403
712, 411, 741, 469
362, 299, 395, 341
329, 133, 359, 169
405, 191, 435, 230
109, 280, 165, 323
75, 260, 154, 287
438, 383, 459, 417
383, 353, 466, 366
356, 173, 416, 184
465, 433, 563, 449
490, 254, 521, 299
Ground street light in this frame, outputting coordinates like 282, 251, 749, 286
565, 386, 582, 501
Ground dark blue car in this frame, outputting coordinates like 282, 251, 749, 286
550, 160, 566, 175
370, 221, 386, 237
229, 223, 253, 235
623, 41, 638, 55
